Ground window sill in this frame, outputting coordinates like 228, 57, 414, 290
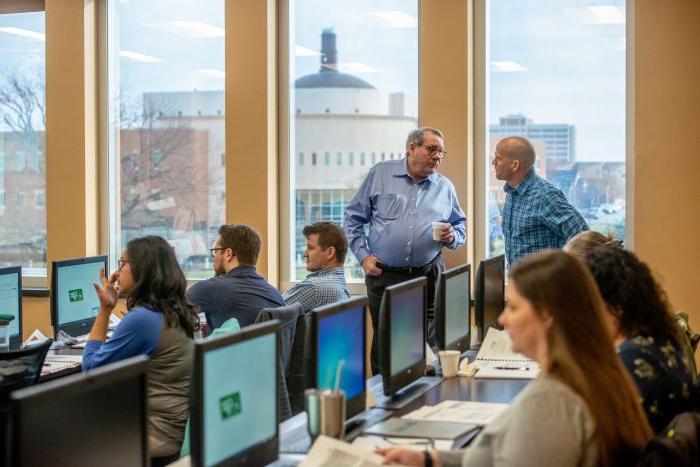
22, 288, 49, 297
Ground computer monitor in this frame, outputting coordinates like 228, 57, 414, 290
308, 297, 367, 420
379, 277, 426, 397
51, 255, 108, 338
0, 266, 22, 349
435, 264, 471, 351
9, 355, 148, 466
191, 321, 279, 467
474, 254, 505, 341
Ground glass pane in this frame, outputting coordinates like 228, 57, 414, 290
0, 11, 46, 275
107, 0, 225, 279
289, 1, 419, 281
485, 0, 626, 258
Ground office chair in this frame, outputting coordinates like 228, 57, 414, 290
1, 339, 53, 467
637, 411, 700, 467
255, 303, 306, 418
0, 339, 53, 406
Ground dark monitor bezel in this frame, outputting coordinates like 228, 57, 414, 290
50, 255, 108, 338
191, 320, 280, 467
435, 263, 471, 352
308, 296, 368, 420
10, 355, 149, 466
0, 265, 22, 348
474, 254, 505, 340
379, 277, 427, 397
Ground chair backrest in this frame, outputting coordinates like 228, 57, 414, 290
675, 311, 699, 378
1, 339, 53, 467
0, 339, 52, 407
637, 411, 700, 467
255, 303, 304, 421
256, 303, 303, 374
287, 311, 309, 415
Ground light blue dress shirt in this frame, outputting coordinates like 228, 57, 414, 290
344, 159, 467, 268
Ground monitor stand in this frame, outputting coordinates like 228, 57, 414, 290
372, 376, 443, 410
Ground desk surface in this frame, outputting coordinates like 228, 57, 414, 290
40, 347, 83, 382
277, 375, 528, 464
387, 376, 528, 417
172, 374, 528, 467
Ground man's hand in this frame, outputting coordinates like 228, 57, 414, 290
439, 224, 455, 245
362, 255, 383, 277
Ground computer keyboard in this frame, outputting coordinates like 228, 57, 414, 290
349, 408, 392, 435
42, 355, 83, 376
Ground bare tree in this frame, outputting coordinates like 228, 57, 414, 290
0, 69, 45, 172
116, 90, 218, 236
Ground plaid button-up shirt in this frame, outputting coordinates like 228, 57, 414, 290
282, 266, 350, 313
503, 169, 588, 266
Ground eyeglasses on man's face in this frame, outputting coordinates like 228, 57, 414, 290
210, 247, 235, 258
117, 258, 129, 270
420, 144, 447, 158
209, 247, 226, 257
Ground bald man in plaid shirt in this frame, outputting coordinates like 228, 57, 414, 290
492, 136, 589, 266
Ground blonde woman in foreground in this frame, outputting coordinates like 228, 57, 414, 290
377, 250, 652, 467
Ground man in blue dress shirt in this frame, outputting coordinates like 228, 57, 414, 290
344, 127, 467, 374
493, 136, 588, 266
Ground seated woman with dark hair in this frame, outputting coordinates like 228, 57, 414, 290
563, 229, 622, 260
378, 250, 651, 467
84, 236, 199, 459
584, 247, 695, 433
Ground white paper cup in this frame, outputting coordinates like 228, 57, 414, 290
439, 350, 461, 378
432, 221, 449, 241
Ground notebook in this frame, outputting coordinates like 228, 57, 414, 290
402, 400, 508, 426
473, 328, 539, 379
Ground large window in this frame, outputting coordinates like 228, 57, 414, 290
0, 9, 46, 276
106, 0, 225, 278
484, 0, 627, 257
287, 1, 419, 282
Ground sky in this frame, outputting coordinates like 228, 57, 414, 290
488, 0, 626, 162
0, 0, 625, 161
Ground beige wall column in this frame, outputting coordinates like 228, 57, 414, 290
420, 0, 472, 269
634, 2, 700, 323
27, 0, 99, 337
45, 0, 99, 263
227, 0, 278, 284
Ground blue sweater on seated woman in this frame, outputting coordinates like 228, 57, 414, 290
618, 334, 695, 433
82, 306, 193, 455
83, 307, 162, 368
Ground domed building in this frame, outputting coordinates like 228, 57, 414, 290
292, 29, 417, 278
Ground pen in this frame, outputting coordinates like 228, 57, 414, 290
382, 437, 431, 446
493, 365, 529, 371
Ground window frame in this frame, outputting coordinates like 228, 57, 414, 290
471, 0, 635, 269
277, 0, 422, 295
0, 1, 47, 288
98, 0, 229, 284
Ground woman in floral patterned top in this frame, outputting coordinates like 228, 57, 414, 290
585, 247, 695, 433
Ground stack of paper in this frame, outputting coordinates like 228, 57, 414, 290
402, 400, 508, 426
300, 435, 403, 467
